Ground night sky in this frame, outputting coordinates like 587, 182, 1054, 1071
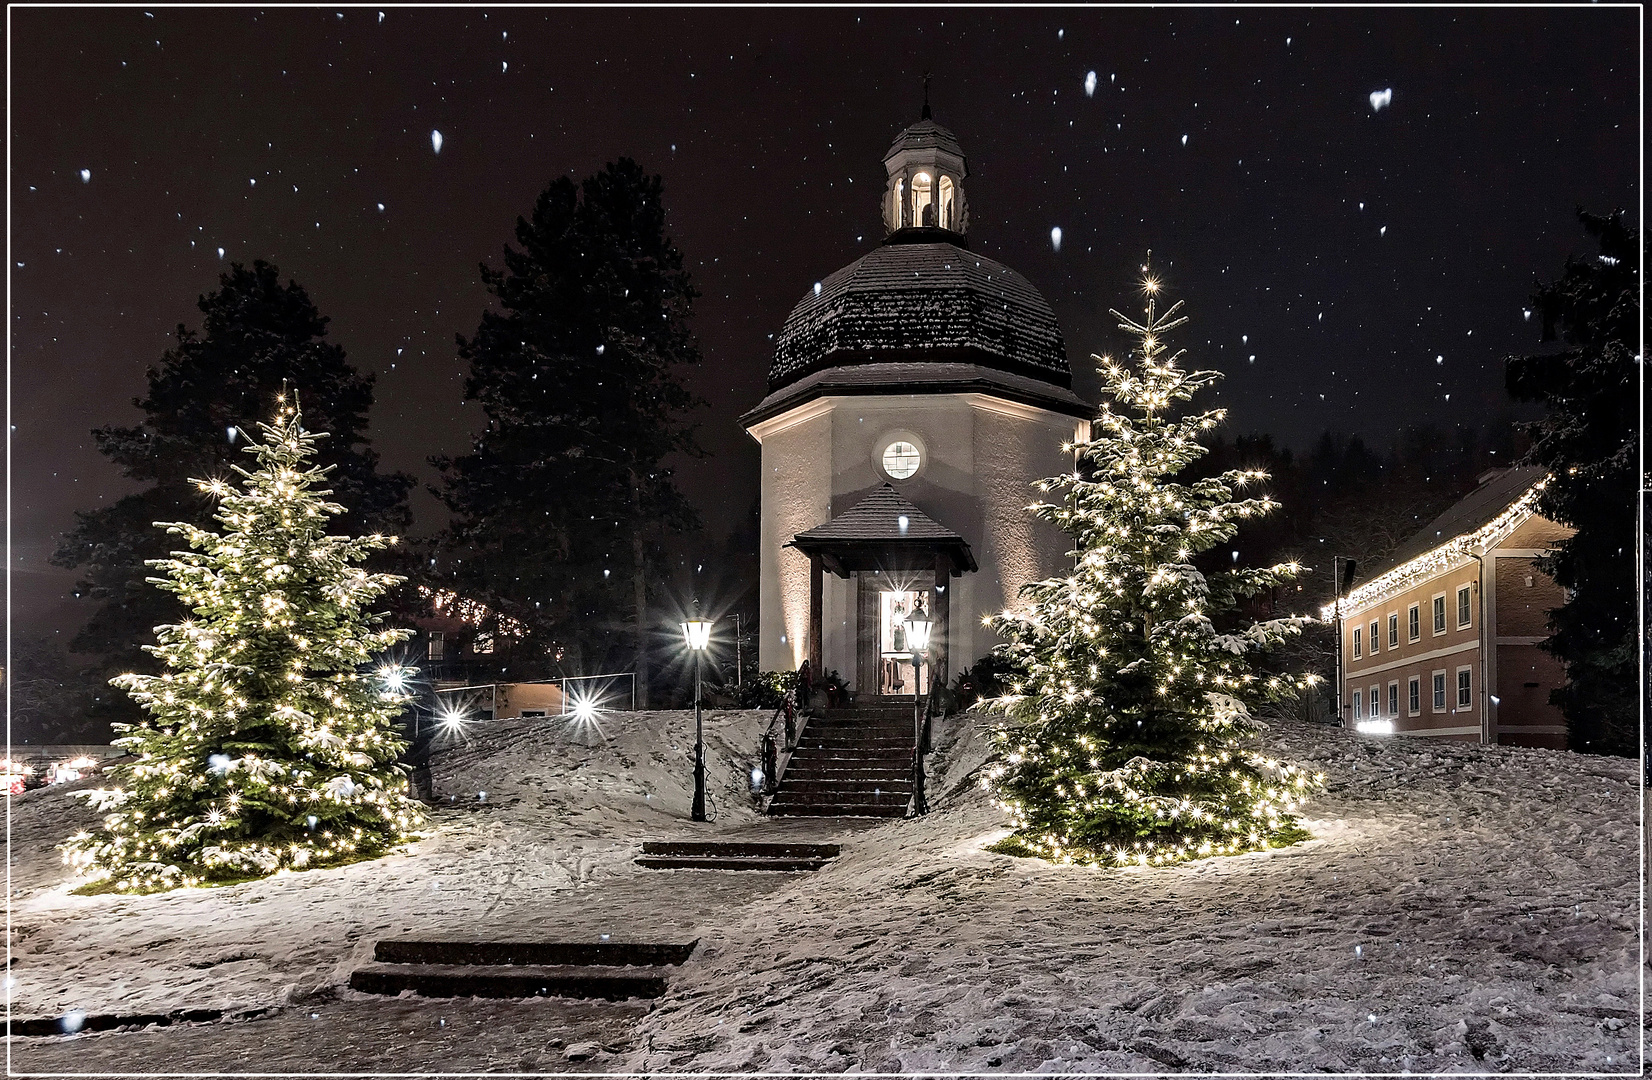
10, 6, 1639, 643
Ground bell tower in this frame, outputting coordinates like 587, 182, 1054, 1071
882, 87, 969, 237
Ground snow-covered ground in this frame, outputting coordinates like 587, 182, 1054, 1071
8, 706, 1640, 1072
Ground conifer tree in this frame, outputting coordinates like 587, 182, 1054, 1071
434, 159, 703, 701
53, 261, 413, 729
1505, 209, 1638, 756
63, 398, 422, 892
985, 266, 1322, 867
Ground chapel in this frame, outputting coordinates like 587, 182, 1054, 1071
741, 106, 1091, 699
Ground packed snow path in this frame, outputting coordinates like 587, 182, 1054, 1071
9, 709, 1639, 1072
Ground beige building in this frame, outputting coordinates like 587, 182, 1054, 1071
1328, 467, 1572, 748
741, 109, 1088, 696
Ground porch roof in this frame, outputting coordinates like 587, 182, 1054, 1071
788, 483, 978, 577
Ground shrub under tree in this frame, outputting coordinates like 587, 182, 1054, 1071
63, 399, 422, 892
984, 269, 1323, 867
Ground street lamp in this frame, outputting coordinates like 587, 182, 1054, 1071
904, 608, 933, 816
681, 614, 714, 822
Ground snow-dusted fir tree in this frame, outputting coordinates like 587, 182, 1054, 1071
63, 396, 423, 891
985, 265, 1323, 867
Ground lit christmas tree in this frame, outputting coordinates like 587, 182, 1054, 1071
984, 263, 1323, 867
63, 396, 424, 891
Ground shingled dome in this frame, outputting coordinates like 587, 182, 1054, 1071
768, 240, 1071, 391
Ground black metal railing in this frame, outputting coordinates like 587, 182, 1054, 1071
757, 689, 806, 797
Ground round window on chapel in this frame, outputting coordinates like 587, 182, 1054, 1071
882, 440, 921, 480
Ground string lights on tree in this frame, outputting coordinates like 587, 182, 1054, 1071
983, 259, 1324, 868
62, 396, 425, 892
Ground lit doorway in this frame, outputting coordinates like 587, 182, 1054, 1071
877, 590, 931, 696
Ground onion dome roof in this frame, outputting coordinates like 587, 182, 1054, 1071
767, 237, 1070, 392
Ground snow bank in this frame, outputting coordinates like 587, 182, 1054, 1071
7, 707, 1639, 1073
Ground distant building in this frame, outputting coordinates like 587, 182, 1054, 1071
741, 108, 1089, 698
1327, 467, 1572, 748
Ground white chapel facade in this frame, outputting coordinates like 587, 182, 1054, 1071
741, 108, 1090, 697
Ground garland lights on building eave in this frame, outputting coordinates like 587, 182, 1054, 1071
419, 585, 528, 638
1319, 476, 1550, 620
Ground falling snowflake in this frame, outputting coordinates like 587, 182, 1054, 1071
1435, 355, 1444, 365
1050, 226, 1063, 252
216, 247, 225, 258
1181, 134, 1189, 145
377, 202, 385, 212
79, 169, 91, 183
1369, 88, 1393, 112
813, 282, 822, 297
1084, 71, 1097, 97
1379, 226, 1387, 236
502, 61, 508, 73
431, 129, 444, 154
377, 10, 384, 21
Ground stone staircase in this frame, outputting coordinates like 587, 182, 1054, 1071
766, 700, 917, 818
349, 939, 695, 1000
635, 840, 840, 871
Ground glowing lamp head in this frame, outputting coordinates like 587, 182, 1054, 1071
904, 612, 933, 654
681, 618, 713, 651
378, 664, 409, 693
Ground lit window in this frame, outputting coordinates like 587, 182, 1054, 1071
1432, 671, 1447, 712
1432, 595, 1447, 635
1408, 676, 1421, 715
882, 440, 921, 480
1369, 620, 1380, 654
1388, 613, 1399, 649
1457, 668, 1472, 709
911, 172, 934, 226
1457, 585, 1472, 628
1351, 626, 1361, 659
1387, 682, 1399, 717
1408, 604, 1420, 642
938, 175, 956, 229
428, 631, 445, 661
1370, 687, 1380, 719
893, 179, 905, 228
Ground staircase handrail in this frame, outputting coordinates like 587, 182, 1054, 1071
759, 689, 810, 797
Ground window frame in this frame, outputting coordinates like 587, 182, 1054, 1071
1456, 584, 1473, 629
1352, 687, 1362, 720
1387, 681, 1399, 718
1351, 625, 1362, 659
1387, 612, 1399, 650
1408, 603, 1421, 643
1432, 670, 1447, 713
1456, 665, 1473, 710
428, 630, 445, 661
1407, 675, 1421, 716
1370, 686, 1380, 720
1369, 620, 1381, 654
1431, 593, 1448, 636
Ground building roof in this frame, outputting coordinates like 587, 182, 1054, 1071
768, 239, 1070, 392
1357, 466, 1547, 585
882, 117, 966, 162
1327, 466, 1550, 617
789, 483, 978, 576
741, 360, 1093, 430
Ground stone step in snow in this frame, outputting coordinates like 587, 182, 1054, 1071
373, 939, 696, 968
349, 962, 668, 1000
633, 839, 841, 872
640, 840, 840, 859
768, 801, 906, 818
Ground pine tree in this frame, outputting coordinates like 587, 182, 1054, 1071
53, 261, 414, 729
433, 159, 703, 700
62, 398, 423, 892
984, 266, 1322, 867
1505, 209, 1638, 756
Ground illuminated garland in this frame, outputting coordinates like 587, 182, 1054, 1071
419, 585, 528, 638
1319, 476, 1550, 619
982, 264, 1323, 868
61, 398, 426, 892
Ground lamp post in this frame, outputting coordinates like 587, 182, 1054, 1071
904, 608, 933, 816
681, 614, 713, 822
